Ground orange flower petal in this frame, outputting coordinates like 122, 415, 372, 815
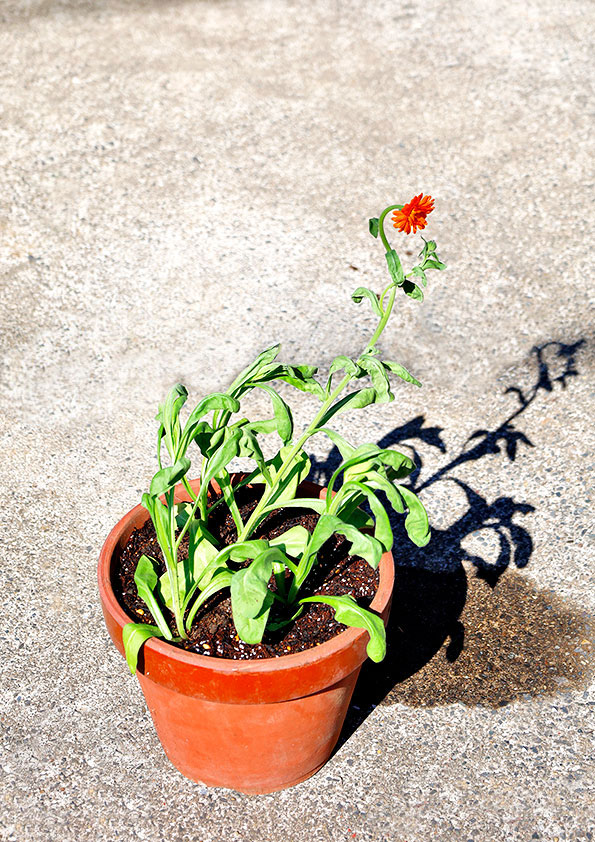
391, 194, 434, 235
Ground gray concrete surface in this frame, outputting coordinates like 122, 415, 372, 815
1, 0, 594, 839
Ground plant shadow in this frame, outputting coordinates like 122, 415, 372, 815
310, 338, 594, 748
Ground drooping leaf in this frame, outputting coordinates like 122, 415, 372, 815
272, 364, 326, 400
329, 354, 362, 380
368, 217, 379, 238
397, 485, 431, 547
423, 258, 447, 271
122, 622, 164, 674
338, 481, 393, 552
308, 514, 383, 569
201, 428, 243, 487
155, 384, 188, 460
254, 384, 293, 444
315, 427, 356, 460
351, 287, 382, 318
318, 387, 377, 427
149, 456, 191, 498
385, 249, 404, 286
179, 393, 241, 453
299, 595, 386, 662
329, 443, 413, 493
246, 418, 278, 435
228, 344, 282, 395
382, 360, 422, 388
356, 469, 405, 513
134, 555, 173, 639
410, 265, 427, 287
357, 354, 394, 403
402, 280, 424, 301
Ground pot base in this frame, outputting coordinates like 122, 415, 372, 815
138, 666, 362, 794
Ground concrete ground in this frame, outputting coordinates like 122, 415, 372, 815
1, 0, 594, 839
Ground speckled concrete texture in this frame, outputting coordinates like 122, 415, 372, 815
1, 0, 594, 840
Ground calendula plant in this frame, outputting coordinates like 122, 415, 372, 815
123, 194, 446, 672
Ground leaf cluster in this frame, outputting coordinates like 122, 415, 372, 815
122, 203, 446, 674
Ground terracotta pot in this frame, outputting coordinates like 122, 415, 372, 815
98, 478, 395, 793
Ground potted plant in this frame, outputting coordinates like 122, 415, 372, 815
98, 194, 445, 793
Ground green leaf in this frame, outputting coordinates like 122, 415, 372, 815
329, 354, 362, 380
272, 364, 325, 400
351, 287, 382, 318
402, 280, 424, 301
222, 539, 269, 564
201, 428, 243, 486
156, 384, 188, 460
338, 481, 393, 552
122, 623, 164, 674
179, 393, 240, 453
250, 445, 311, 510
309, 514, 383, 569
423, 258, 446, 271
382, 360, 421, 388
231, 552, 273, 620
368, 217, 379, 238
157, 561, 184, 611
316, 427, 356, 460
228, 344, 282, 394
385, 249, 404, 286
357, 354, 394, 404
149, 456, 191, 498
245, 418, 278, 435
396, 485, 431, 547
254, 384, 293, 444
233, 591, 274, 645
185, 569, 233, 631
269, 525, 310, 557
318, 387, 377, 427
141, 493, 174, 566
419, 238, 437, 257
374, 449, 416, 476
410, 265, 427, 287
356, 469, 405, 514
299, 595, 386, 662
259, 496, 327, 516
330, 444, 413, 490
189, 532, 219, 579
134, 555, 173, 639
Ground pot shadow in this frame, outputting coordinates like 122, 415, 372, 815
308, 338, 594, 749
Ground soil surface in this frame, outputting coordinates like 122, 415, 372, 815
113, 485, 380, 659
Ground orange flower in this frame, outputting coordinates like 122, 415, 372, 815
392, 194, 435, 234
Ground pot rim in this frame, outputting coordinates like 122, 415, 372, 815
98, 478, 394, 678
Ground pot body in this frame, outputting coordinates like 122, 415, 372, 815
98, 479, 394, 793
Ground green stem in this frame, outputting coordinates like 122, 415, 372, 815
237, 373, 352, 541
364, 285, 397, 354
237, 203, 403, 543
378, 204, 402, 253
166, 489, 187, 639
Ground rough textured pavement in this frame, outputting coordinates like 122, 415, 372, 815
1, 1, 594, 840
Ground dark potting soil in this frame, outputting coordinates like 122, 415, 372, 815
113, 485, 380, 660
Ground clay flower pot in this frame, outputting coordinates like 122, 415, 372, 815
98, 478, 395, 794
